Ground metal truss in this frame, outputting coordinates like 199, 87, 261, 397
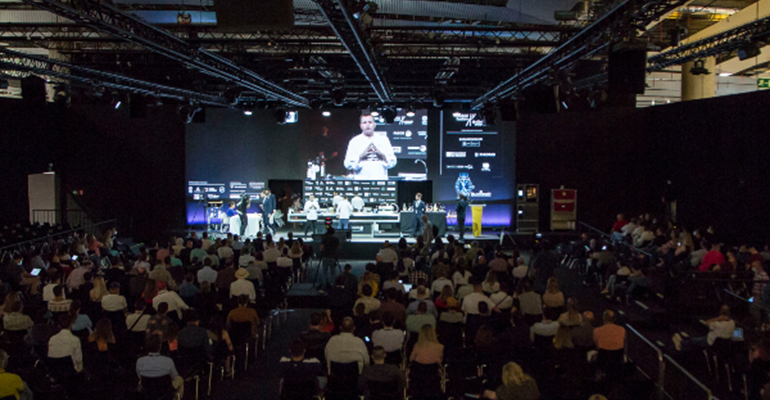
20, 0, 308, 107
0, 47, 228, 106
314, 0, 392, 102
471, 0, 691, 108
647, 14, 770, 71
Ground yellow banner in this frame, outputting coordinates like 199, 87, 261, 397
471, 205, 483, 237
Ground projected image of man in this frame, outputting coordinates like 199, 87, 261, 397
343, 113, 396, 180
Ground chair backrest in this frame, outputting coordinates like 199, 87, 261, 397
229, 321, 253, 345
141, 374, 174, 400
408, 362, 441, 394
47, 356, 77, 378
365, 379, 404, 400
330, 361, 359, 377
712, 337, 733, 357
178, 345, 207, 369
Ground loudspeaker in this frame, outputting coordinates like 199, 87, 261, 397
499, 99, 519, 121
609, 47, 647, 95
215, 0, 294, 32
21, 76, 46, 105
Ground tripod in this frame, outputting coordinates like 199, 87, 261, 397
498, 228, 517, 248
312, 256, 343, 290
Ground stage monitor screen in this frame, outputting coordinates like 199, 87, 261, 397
185, 108, 428, 224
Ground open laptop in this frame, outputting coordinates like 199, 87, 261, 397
733, 328, 744, 341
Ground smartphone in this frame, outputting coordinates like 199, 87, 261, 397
72, 255, 79, 261
584, 245, 590, 251
602, 246, 607, 250
30, 268, 42, 277
364, 336, 371, 343
536, 233, 543, 238
749, 297, 755, 303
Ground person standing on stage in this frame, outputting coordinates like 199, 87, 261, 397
304, 195, 320, 238
351, 193, 365, 212
260, 189, 277, 236
236, 194, 251, 237
456, 195, 468, 241
336, 197, 353, 230
343, 113, 397, 180
332, 192, 343, 209
412, 193, 426, 238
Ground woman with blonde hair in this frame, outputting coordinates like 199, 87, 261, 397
1, 291, 20, 317
88, 318, 116, 352
482, 270, 500, 294
542, 277, 565, 320
410, 324, 444, 365
553, 324, 574, 350
90, 277, 110, 302
484, 362, 540, 400
141, 279, 158, 305
557, 297, 583, 327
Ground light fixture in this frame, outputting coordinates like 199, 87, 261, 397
405, 104, 416, 117
370, 107, 380, 117
690, 59, 710, 75
331, 86, 346, 107
322, 110, 331, 117
738, 42, 761, 61
111, 92, 122, 109
719, 72, 733, 77
243, 109, 253, 116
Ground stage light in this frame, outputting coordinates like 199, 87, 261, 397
405, 104, 416, 117
432, 88, 446, 108
111, 92, 122, 109
719, 72, 733, 77
370, 110, 380, 117
331, 87, 346, 107
381, 106, 396, 123
322, 110, 331, 117
738, 42, 761, 61
274, 107, 287, 124
243, 109, 253, 116
690, 59, 710, 75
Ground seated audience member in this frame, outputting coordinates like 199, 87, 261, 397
483, 362, 540, 400
431, 273, 454, 298
517, 279, 543, 325
178, 310, 213, 360
699, 242, 726, 272
43, 270, 64, 302
101, 282, 128, 313
512, 258, 529, 280
0, 349, 31, 400
672, 305, 735, 351
378, 288, 407, 327
482, 271, 500, 295
571, 311, 596, 349
461, 283, 497, 319
197, 258, 218, 286
300, 312, 332, 360
372, 312, 405, 353
359, 271, 379, 298
530, 314, 559, 343
226, 295, 260, 337
48, 285, 72, 313
48, 314, 83, 372
325, 317, 370, 373
90, 277, 109, 303
179, 273, 200, 300
136, 334, 184, 398
126, 299, 152, 333
280, 339, 324, 396
489, 283, 514, 311
406, 301, 437, 334
557, 297, 583, 327
434, 285, 457, 310
593, 310, 625, 352
153, 281, 189, 320
88, 318, 116, 353
230, 268, 256, 301
409, 324, 443, 364
382, 271, 405, 294
354, 284, 381, 315
3, 301, 33, 332
245, 260, 263, 287
407, 287, 438, 317
542, 277, 565, 319
453, 261, 473, 288
359, 346, 406, 400
146, 302, 172, 339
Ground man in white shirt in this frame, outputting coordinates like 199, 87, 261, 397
343, 113, 397, 180
461, 284, 496, 316
431, 275, 454, 297
673, 305, 736, 351
351, 193, 365, 212
332, 192, 343, 208
43, 271, 64, 302
239, 250, 256, 267
263, 243, 281, 263
336, 197, 353, 230
201, 232, 212, 251
101, 282, 128, 312
325, 317, 370, 373
512, 258, 529, 279
197, 259, 218, 285
48, 314, 83, 372
277, 249, 294, 269
379, 241, 398, 266
530, 315, 560, 342
230, 268, 256, 300
126, 300, 152, 332
153, 284, 190, 320
218, 240, 234, 261
303, 195, 320, 238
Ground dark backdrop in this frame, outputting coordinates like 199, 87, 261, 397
516, 90, 770, 243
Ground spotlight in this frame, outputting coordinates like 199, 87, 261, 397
274, 107, 287, 124
370, 108, 380, 117
690, 59, 710, 75
719, 72, 733, 77
331, 87, 346, 107
322, 110, 331, 117
111, 92, 123, 109
0, 79, 8, 90
381, 106, 396, 124
432, 88, 446, 108
243, 109, 253, 116
738, 42, 761, 61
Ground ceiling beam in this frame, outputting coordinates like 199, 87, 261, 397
19, 0, 308, 107
314, 0, 392, 102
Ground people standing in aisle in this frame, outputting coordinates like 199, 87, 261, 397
260, 189, 277, 236
456, 194, 468, 242
336, 197, 353, 230
303, 195, 320, 238
320, 227, 341, 290
236, 194, 251, 237
412, 193, 426, 238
